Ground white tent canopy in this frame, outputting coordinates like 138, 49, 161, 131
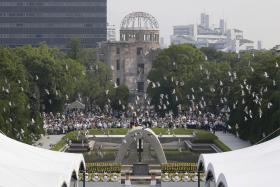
66, 100, 85, 110
0, 133, 85, 187
198, 136, 280, 187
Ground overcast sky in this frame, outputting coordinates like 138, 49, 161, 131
108, 0, 280, 49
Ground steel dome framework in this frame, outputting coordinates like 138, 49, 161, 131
120, 12, 159, 30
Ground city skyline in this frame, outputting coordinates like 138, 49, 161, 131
108, 0, 280, 49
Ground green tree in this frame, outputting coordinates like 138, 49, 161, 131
0, 47, 43, 143
80, 61, 113, 111
147, 44, 205, 115
148, 45, 280, 143
78, 48, 98, 69
15, 44, 85, 113
67, 38, 81, 60
110, 85, 130, 112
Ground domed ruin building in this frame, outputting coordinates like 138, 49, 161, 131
98, 12, 160, 96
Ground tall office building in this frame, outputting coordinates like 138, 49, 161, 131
171, 13, 256, 53
200, 13, 209, 29
219, 19, 226, 33
107, 23, 116, 41
0, 0, 107, 49
257, 40, 263, 50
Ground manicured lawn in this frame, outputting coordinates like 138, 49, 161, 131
165, 150, 199, 163
51, 128, 231, 152
89, 128, 129, 135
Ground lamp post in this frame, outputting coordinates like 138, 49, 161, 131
83, 170, 86, 187
198, 171, 200, 187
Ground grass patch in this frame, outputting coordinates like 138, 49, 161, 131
84, 150, 117, 163
192, 130, 231, 152
51, 128, 231, 152
165, 150, 199, 163
213, 139, 231, 152
89, 128, 129, 135
51, 139, 66, 151
152, 128, 193, 135
51, 131, 81, 151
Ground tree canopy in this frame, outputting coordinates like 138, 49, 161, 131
0, 43, 129, 143
148, 44, 280, 143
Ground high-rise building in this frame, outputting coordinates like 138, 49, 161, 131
200, 13, 209, 29
257, 40, 263, 50
171, 13, 256, 53
160, 37, 166, 48
273, 45, 280, 55
219, 19, 226, 34
0, 0, 107, 49
107, 23, 116, 42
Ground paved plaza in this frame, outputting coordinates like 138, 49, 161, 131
34, 135, 64, 149
215, 131, 251, 150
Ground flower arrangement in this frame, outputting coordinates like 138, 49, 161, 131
161, 163, 197, 173
111, 173, 120, 182
102, 173, 110, 182
171, 173, 181, 182
161, 173, 171, 182
86, 162, 121, 173
92, 173, 100, 182
79, 172, 121, 182
161, 171, 205, 182
183, 172, 191, 182
79, 173, 91, 181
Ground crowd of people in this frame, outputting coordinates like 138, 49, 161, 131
43, 110, 229, 135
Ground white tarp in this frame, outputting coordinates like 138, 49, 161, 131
0, 133, 85, 187
66, 100, 85, 110
198, 136, 280, 187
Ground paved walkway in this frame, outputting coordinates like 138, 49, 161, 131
34, 135, 64, 149
215, 131, 251, 150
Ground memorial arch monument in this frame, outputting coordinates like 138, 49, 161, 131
115, 127, 167, 164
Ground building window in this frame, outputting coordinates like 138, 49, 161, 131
116, 78, 120, 86
137, 47, 143, 55
137, 63, 144, 74
116, 47, 120, 54
116, 60, 120, 70
137, 82, 144, 93
85, 23, 93, 27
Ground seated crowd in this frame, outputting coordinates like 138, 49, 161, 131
43, 110, 229, 135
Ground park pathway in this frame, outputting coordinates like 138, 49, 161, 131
34, 135, 64, 149
215, 131, 251, 150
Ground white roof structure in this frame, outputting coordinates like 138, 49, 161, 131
0, 133, 85, 187
66, 100, 85, 110
198, 136, 280, 187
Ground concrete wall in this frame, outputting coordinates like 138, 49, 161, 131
99, 38, 160, 95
